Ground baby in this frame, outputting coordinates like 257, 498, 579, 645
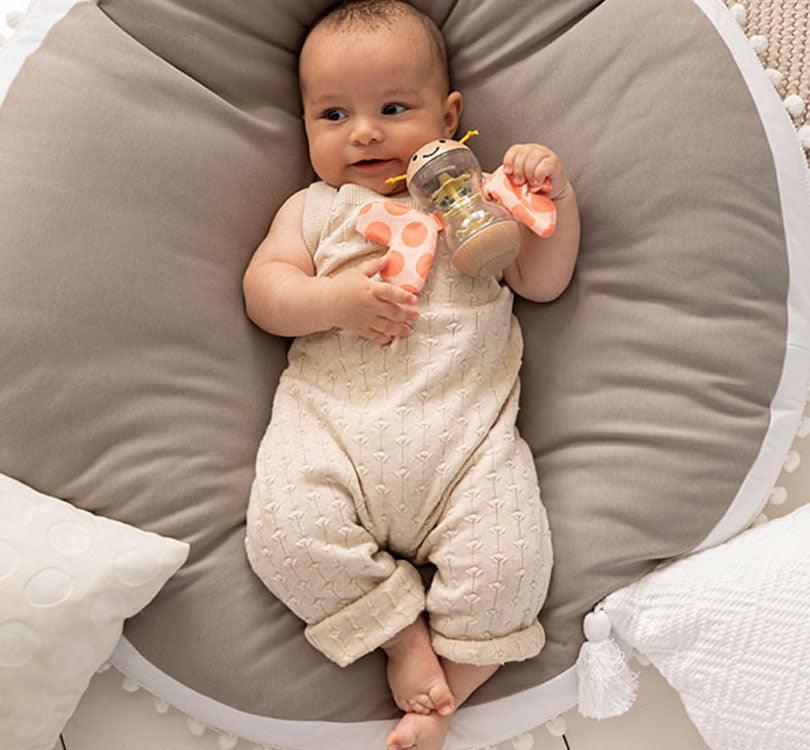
242, 1, 580, 749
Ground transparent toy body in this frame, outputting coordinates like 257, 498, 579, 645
408, 149, 516, 257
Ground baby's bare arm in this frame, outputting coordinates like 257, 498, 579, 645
504, 184, 580, 303
243, 189, 336, 337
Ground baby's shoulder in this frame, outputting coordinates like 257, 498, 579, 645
272, 187, 308, 226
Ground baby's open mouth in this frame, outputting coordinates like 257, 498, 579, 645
352, 158, 395, 170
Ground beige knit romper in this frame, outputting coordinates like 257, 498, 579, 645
244, 180, 553, 668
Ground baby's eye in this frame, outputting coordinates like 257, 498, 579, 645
381, 103, 407, 116
323, 108, 348, 122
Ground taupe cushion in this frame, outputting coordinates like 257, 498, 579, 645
1, 0, 808, 743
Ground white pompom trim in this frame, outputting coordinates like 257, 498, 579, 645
748, 34, 768, 54
728, 2, 746, 24
107, 666, 283, 748
765, 67, 785, 86
725, 2, 810, 154
509, 733, 535, 750
544, 715, 568, 737
784, 94, 807, 117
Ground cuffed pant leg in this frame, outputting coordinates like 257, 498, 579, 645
246, 478, 427, 668
431, 620, 546, 666
304, 558, 426, 667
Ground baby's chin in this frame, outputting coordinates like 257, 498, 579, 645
323, 172, 409, 196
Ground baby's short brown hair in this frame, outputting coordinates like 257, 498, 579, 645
301, 0, 450, 95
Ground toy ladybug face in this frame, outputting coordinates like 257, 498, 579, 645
405, 138, 470, 187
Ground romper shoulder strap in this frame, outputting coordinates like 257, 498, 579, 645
301, 180, 337, 257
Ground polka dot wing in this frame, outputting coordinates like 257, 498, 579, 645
355, 200, 442, 295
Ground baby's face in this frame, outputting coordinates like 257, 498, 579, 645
299, 19, 462, 195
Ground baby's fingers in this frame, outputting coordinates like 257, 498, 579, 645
373, 281, 419, 307
509, 148, 530, 184
364, 327, 393, 345
374, 316, 412, 339
502, 144, 522, 175
524, 154, 551, 186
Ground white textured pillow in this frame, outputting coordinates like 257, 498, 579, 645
0, 473, 189, 750
600, 503, 810, 750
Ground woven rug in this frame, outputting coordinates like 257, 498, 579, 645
726, 0, 810, 165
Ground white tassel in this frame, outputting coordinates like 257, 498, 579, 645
576, 607, 639, 719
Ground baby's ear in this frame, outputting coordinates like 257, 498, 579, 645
483, 167, 557, 239
355, 201, 441, 294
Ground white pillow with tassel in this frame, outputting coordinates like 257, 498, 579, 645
575, 502, 810, 749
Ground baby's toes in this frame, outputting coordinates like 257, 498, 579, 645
427, 683, 455, 716
405, 697, 432, 715
386, 718, 418, 750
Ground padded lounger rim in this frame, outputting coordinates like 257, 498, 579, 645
690, 0, 810, 553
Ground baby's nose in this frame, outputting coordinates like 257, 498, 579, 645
350, 117, 383, 145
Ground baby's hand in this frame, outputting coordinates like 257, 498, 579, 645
502, 143, 570, 200
327, 255, 420, 345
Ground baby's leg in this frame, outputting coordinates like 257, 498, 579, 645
438, 657, 500, 710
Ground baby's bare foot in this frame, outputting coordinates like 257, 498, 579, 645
382, 614, 455, 716
385, 710, 449, 750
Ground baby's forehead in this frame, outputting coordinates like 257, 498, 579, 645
299, 16, 440, 88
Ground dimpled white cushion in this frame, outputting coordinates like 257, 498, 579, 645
600, 503, 810, 750
0, 473, 189, 750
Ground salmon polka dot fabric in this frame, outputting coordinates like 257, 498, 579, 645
483, 166, 557, 239
356, 201, 441, 294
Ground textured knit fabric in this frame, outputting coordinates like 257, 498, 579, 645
244, 180, 553, 667
726, 0, 810, 166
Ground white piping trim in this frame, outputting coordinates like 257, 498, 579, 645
110, 636, 577, 750
689, 0, 810, 552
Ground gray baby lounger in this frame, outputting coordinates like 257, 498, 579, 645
1, 0, 809, 748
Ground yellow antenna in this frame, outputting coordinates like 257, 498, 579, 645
385, 130, 479, 184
